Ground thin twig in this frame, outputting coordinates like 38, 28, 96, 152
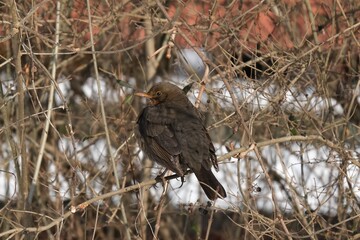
153, 180, 169, 240
28, 0, 61, 205
8, 0, 28, 217
204, 204, 215, 240
85, 1, 130, 239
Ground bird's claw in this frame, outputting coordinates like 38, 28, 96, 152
178, 176, 185, 188
155, 172, 167, 187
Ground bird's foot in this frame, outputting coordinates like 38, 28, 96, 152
155, 169, 168, 187
178, 176, 185, 188
157, 168, 168, 178
176, 169, 191, 188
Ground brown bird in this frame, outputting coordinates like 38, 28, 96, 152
135, 82, 226, 200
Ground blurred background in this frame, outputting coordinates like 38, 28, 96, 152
0, 0, 359, 239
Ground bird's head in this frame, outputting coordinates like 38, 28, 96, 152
135, 82, 186, 105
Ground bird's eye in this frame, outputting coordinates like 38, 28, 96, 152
155, 91, 162, 97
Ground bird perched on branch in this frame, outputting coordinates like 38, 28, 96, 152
135, 82, 226, 200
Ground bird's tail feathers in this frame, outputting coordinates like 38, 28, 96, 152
194, 167, 226, 200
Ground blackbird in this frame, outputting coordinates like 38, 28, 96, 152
135, 82, 226, 200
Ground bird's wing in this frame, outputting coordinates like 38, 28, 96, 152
138, 104, 215, 174
146, 122, 181, 156
137, 106, 183, 171
160, 105, 213, 172
141, 106, 180, 155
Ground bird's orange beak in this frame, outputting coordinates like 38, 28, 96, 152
135, 92, 159, 105
134, 92, 153, 99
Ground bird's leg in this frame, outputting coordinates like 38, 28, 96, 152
155, 168, 168, 188
155, 168, 168, 180
176, 169, 192, 188
155, 169, 190, 188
